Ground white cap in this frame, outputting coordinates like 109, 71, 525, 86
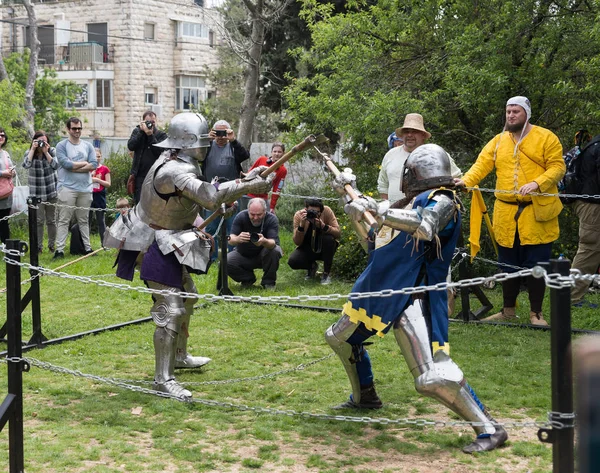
506, 96, 531, 122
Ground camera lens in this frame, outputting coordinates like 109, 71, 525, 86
249, 233, 259, 243
145, 121, 153, 129
37, 140, 45, 147
215, 129, 227, 137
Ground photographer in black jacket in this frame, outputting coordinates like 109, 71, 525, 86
127, 110, 167, 203
569, 132, 600, 306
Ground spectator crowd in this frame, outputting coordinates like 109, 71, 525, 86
3, 99, 600, 312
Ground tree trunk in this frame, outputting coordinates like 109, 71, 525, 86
22, 0, 39, 139
237, 12, 265, 151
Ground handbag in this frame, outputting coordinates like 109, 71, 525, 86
0, 154, 14, 199
10, 174, 29, 215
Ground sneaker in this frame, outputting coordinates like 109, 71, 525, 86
305, 262, 318, 280
530, 311, 549, 326
320, 273, 332, 285
481, 307, 518, 323
84, 248, 96, 256
52, 251, 64, 260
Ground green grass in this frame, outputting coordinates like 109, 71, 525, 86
0, 222, 591, 472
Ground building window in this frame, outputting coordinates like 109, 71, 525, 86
66, 84, 89, 109
96, 79, 112, 108
145, 87, 157, 105
178, 22, 209, 39
175, 76, 206, 110
144, 23, 155, 40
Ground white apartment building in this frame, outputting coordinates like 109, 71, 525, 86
0, 0, 222, 140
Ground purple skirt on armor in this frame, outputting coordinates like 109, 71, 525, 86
140, 241, 184, 289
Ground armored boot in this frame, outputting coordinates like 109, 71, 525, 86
529, 311, 549, 326
482, 307, 518, 322
333, 383, 383, 409
153, 325, 192, 399
174, 314, 211, 369
462, 412, 508, 454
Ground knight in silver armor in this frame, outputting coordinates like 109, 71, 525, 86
326, 144, 507, 453
104, 112, 273, 399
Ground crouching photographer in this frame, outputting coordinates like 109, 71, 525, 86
288, 198, 340, 285
227, 198, 283, 290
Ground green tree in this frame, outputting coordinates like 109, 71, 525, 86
3, 50, 79, 141
284, 0, 600, 176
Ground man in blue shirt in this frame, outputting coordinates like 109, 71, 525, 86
53, 117, 97, 258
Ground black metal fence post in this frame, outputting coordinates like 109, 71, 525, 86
538, 258, 574, 473
26, 196, 46, 346
0, 239, 29, 473
217, 213, 233, 296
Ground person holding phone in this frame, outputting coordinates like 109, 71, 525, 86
23, 130, 59, 252
201, 119, 250, 258
0, 127, 15, 243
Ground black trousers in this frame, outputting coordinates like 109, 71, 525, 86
288, 233, 338, 274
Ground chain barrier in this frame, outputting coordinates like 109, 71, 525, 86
0, 356, 569, 430
0, 209, 27, 222
465, 186, 600, 201
6, 253, 563, 303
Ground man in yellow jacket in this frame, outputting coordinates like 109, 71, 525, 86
455, 96, 565, 326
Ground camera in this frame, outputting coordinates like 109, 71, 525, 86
214, 129, 227, 137
249, 232, 260, 243
145, 120, 154, 129
306, 209, 319, 220
37, 140, 46, 148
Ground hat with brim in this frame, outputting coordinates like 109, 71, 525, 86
396, 113, 431, 140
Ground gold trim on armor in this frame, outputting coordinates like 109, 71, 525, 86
342, 301, 389, 337
432, 341, 450, 355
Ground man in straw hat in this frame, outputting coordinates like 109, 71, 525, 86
455, 96, 565, 326
378, 113, 461, 204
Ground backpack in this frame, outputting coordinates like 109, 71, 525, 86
559, 129, 594, 203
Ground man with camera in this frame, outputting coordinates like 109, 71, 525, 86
288, 198, 341, 285
201, 119, 251, 258
227, 198, 282, 289
127, 110, 167, 204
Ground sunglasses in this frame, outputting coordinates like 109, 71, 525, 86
70, 127, 83, 131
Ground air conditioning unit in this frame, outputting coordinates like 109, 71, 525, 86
69, 42, 103, 64
151, 104, 162, 117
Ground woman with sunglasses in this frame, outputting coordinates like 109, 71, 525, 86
0, 128, 16, 243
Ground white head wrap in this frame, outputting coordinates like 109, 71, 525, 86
506, 96, 531, 122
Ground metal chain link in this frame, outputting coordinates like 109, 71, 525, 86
0, 357, 568, 430
4, 254, 554, 302
467, 186, 600, 201
0, 209, 27, 222
100, 353, 335, 386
